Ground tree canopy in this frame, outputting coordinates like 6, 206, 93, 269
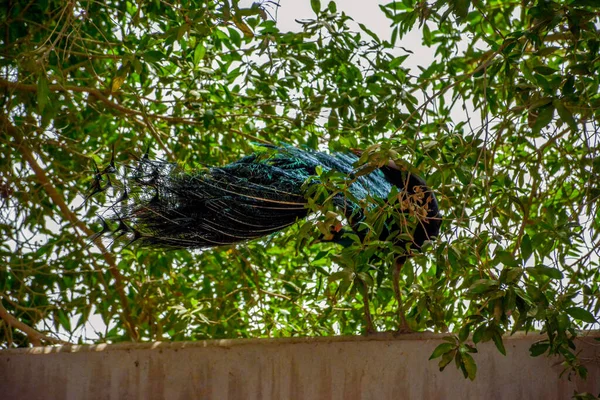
1, 0, 599, 382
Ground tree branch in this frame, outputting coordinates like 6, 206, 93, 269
0, 300, 68, 346
0, 77, 145, 118
2, 115, 139, 341
0, 77, 195, 125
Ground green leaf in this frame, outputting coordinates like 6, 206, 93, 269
532, 104, 555, 134
569, 62, 591, 75
492, 331, 506, 355
37, 74, 49, 113
462, 353, 477, 380
458, 324, 470, 342
468, 279, 498, 294
565, 307, 597, 324
472, 324, 490, 343
143, 51, 164, 63
533, 66, 558, 75
520, 59, 535, 83
453, 0, 470, 21
358, 23, 380, 43
228, 27, 242, 47
389, 55, 409, 69
328, 269, 354, 282
529, 341, 550, 357
356, 271, 374, 287
505, 268, 523, 284
57, 309, 71, 332
527, 265, 564, 280
177, 24, 188, 40
553, 100, 578, 132
336, 277, 352, 297
438, 350, 455, 371
562, 75, 575, 96
495, 251, 519, 268
422, 23, 431, 46
429, 342, 455, 359
521, 233, 533, 262
193, 44, 206, 65
311, 0, 321, 14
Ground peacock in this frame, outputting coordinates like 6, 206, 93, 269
89, 144, 441, 333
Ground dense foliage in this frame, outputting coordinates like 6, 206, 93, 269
1, 0, 598, 382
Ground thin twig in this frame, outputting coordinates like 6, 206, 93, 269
393, 41, 509, 136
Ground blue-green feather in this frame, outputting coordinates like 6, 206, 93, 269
97, 145, 439, 250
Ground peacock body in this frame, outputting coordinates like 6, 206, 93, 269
93, 145, 440, 253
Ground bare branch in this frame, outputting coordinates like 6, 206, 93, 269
0, 300, 68, 346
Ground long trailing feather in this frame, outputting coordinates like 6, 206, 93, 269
90, 145, 440, 250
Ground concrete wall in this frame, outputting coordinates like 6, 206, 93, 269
1, 332, 599, 400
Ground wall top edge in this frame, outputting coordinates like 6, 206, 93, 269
2, 330, 599, 356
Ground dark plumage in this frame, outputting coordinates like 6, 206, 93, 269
92, 145, 440, 252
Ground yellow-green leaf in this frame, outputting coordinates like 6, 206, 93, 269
462, 353, 477, 380
194, 44, 206, 65
233, 18, 254, 38
438, 350, 455, 371
111, 76, 126, 93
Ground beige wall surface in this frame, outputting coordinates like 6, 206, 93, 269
1, 332, 599, 400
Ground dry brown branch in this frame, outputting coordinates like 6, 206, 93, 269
0, 300, 68, 346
